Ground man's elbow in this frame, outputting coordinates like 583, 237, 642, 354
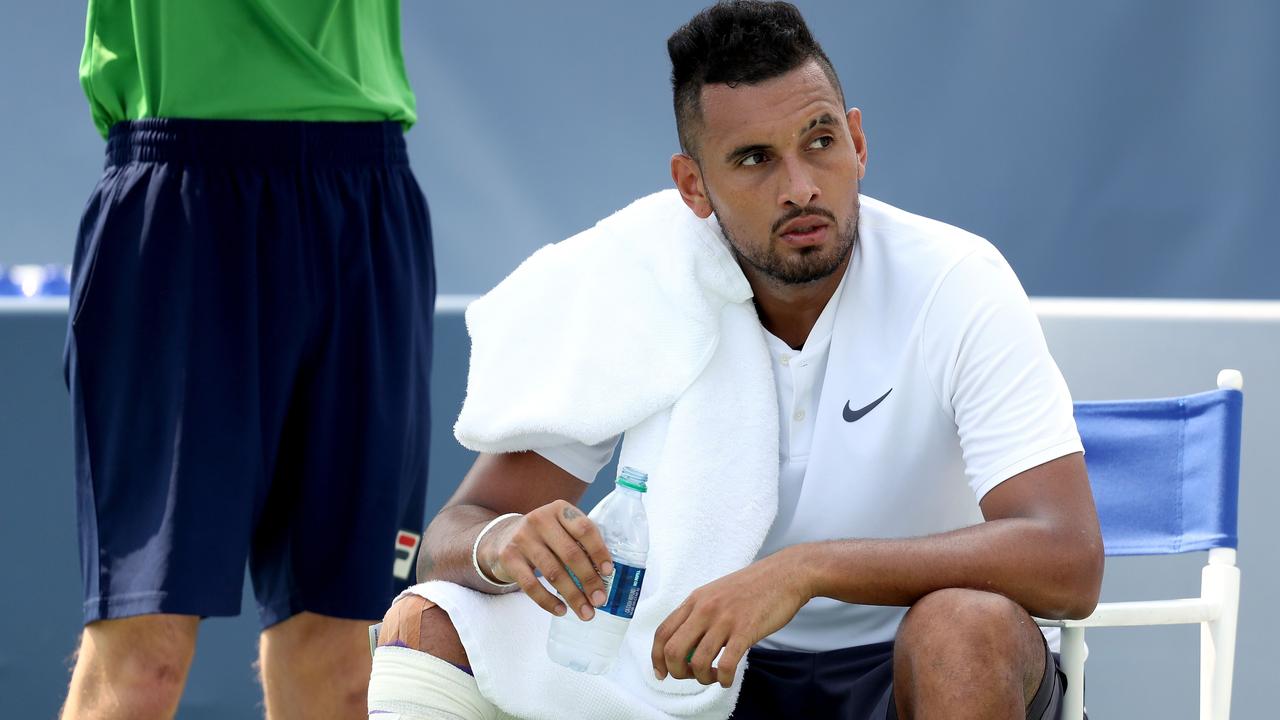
1045, 535, 1105, 620
414, 509, 452, 583
414, 547, 437, 584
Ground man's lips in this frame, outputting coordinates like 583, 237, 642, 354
777, 215, 831, 246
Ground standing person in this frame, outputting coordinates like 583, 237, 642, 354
369, 2, 1102, 719
63, 2, 435, 718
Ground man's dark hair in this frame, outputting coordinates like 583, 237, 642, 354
667, 1, 844, 158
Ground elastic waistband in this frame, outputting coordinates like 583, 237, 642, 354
105, 119, 408, 169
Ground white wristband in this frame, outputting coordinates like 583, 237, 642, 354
472, 513, 522, 590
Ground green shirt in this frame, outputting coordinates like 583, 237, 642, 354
80, 0, 417, 137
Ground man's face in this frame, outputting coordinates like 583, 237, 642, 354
673, 60, 867, 288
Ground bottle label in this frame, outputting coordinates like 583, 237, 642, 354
600, 562, 645, 619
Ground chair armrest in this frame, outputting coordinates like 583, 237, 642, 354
1036, 598, 1218, 628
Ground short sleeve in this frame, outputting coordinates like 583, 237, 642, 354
921, 248, 1083, 500
534, 435, 621, 484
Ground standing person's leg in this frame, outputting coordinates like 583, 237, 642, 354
259, 613, 377, 719
62, 616, 199, 719
249, 123, 434, 720
61, 120, 289, 718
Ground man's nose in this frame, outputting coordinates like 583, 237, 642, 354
778, 157, 820, 208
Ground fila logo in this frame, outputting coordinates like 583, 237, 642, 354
393, 530, 421, 580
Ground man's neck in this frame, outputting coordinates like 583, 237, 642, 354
746, 255, 850, 350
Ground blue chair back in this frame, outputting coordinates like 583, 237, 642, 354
1074, 388, 1243, 556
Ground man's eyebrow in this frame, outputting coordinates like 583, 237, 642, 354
724, 143, 771, 164
722, 114, 840, 164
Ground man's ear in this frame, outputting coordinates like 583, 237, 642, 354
846, 107, 868, 180
671, 153, 713, 218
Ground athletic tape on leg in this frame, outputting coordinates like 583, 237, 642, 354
368, 645, 499, 720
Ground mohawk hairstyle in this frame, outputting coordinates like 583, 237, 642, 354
667, 1, 844, 157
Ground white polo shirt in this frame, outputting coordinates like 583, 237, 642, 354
536, 195, 1082, 653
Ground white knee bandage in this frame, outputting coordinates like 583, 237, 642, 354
368, 645, 499, 720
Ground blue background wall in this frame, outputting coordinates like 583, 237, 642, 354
2, 1, 1277, 298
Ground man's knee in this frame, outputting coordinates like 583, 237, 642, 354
378, 595, 469, 669
895, 589, 1045, 704
259, 612, 378, 717
262, 612, 377, 677
83, 614, 197, 685
65, 615, 198, 718
899, 588, 1033, 648
370, 598, 493, 720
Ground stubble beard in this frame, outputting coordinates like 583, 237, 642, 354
714, 195, 860, 287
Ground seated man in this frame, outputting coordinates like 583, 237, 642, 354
370, 2, 1102, 719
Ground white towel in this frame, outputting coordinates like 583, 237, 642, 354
404, 190, 780, 719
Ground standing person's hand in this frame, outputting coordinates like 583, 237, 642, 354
477, 500, 614, 621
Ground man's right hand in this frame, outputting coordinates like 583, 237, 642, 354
478, 499, 615, 621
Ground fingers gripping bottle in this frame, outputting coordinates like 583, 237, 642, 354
547, 467, 649, 674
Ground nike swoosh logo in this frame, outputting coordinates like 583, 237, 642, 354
843, 389, 892, 422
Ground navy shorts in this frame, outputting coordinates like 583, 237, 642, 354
731, 637, 1070, 720
66, 119, 435, 628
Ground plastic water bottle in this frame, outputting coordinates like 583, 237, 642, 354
547, 466, 649, 674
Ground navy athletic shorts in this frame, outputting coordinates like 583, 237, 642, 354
65, 119, 435, 628
731, 637, 1071, 719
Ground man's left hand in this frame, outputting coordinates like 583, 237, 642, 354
650, 549, 811, 687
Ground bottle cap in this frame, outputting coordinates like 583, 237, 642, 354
616, 466, 648, 493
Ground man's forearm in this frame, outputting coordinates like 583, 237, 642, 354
416, 504, 517, 593
790, 515, 1102, 620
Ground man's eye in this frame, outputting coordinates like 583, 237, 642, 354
741, 152, 767, 167
809, 136, 834, 149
